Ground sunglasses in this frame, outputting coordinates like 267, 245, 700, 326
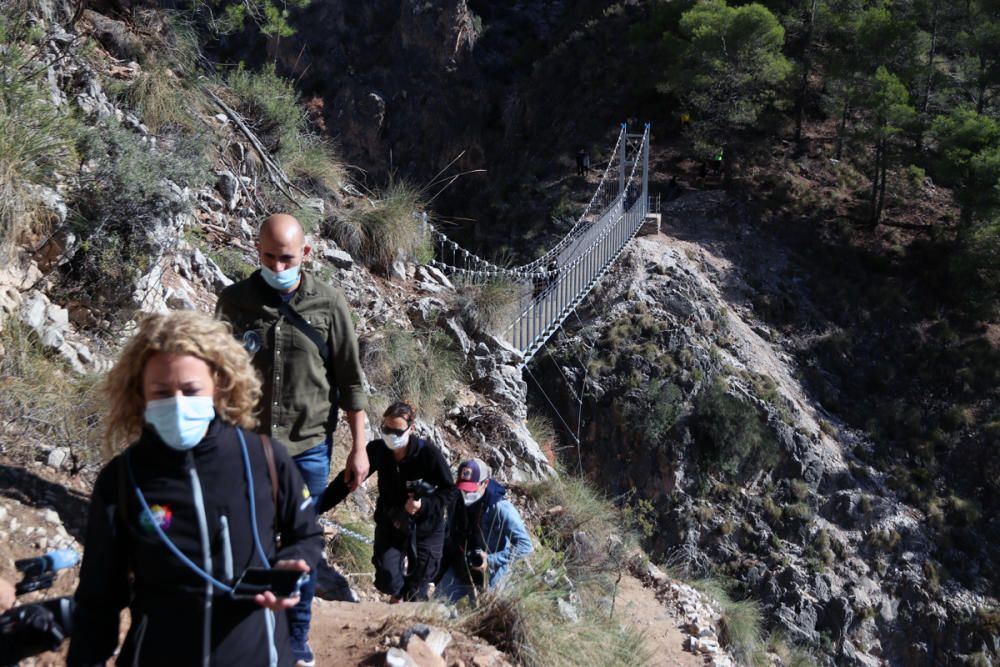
381, 424, 409, 437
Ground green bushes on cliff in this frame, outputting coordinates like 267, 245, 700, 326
361, 328, 461, 421
65, 122, 209, 313
222, 63, 344, 194
0, 13, 78, 257
0, 321, 103, 470
692, 378, 781, 479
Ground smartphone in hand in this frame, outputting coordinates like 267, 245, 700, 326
230, 568, 307, 600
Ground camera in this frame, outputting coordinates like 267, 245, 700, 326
466, 550, 485, 569
0, 549, 79, 665
405, 479, 437, 500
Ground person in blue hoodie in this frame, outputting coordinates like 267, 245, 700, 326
437, 458, 534, 602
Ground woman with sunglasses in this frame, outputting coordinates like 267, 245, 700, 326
317, 401, 455, 601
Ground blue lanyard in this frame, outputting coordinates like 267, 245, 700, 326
127, 428, 271, 593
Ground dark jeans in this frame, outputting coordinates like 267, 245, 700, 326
373, 525, 444, 601
287, 438, 331, 646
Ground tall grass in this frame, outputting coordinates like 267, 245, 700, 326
0, 14, 76, 255
339, 179, 432, 273
0, 321, 103, 470
325, 513, 374, 581
450, 475, 653, 665
450, 277, 523, 335
688, 577, 770, 666
362, 329, 462, 421
456, 551, 653, 667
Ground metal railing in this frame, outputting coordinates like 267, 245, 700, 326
432, 123, 652, 364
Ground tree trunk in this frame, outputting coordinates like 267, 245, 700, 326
836, 93, 851, 160
793, 0, 820, 147
875, 152, 889, 227
916, 0, 940, 153
870, 137, 884, 227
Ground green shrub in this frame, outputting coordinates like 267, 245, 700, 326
339, 179, 431, 273
222, 63, 343, 193
362, 328, 461, 421
325, 514, 374, 579
0, 321, 103, 470
866, 528, 902, 551
65, 122, 209, 314
209, 246, 254, 282
689, 578, 768, 666
621, 379, 684, 444
692, 378, 781, 478
0, 13, 77, 255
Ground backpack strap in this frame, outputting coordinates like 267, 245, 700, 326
259, 434, 279, 510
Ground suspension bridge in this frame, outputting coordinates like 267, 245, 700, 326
430, 123, 653, 366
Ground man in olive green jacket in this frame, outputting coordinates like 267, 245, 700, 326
216, 213, 368, 667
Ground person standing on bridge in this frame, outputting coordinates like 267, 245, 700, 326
216, 213, 369, 667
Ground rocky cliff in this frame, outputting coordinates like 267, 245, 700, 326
539, 191, 999, 665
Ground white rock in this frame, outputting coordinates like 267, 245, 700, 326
47, 447, 70, 470
384, 647, 417, 667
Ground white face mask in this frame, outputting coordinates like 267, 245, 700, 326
462, 489, 484, 506
383, 426, 410, 450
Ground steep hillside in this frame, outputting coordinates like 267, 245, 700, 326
0, 3, 748, 666
539, 192, 999, 665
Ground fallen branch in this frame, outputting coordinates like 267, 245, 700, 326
203, 86, 311, 203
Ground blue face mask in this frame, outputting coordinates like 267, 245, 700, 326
144, 396, 216, 451
260, 264, 301, 292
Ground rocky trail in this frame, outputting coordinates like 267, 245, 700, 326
305, 573, 708, 666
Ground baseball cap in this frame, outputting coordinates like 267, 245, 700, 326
456, 458, 491, 492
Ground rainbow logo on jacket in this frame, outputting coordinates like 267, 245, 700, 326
140, 504, 173, 534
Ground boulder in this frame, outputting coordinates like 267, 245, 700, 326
441, 316, 473, 355
322, 246, 355, 270
215, 170, 240, 211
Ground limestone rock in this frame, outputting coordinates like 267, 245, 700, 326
401, 637, 445, 667
216, 170, 240, 211
46, 448, 69, 470
384, 647, 417, 667
322, 246, 355, 270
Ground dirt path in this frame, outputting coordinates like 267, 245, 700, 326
307, 574, 705, 666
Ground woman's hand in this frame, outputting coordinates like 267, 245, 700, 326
405, 497, 422, 516
254, 559, 310, 611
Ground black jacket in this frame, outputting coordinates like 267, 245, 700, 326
318, 436, 456, 539
68, 420, 323, 667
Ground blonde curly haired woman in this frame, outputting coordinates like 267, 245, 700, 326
68, 310, 322, 667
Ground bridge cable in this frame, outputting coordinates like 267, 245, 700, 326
523, 363, 581, 449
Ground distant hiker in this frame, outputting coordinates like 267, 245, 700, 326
69, 311, 322, 667
317, 402, 457, 602
546, 258, 560, 289
216, 212, 368, 666
437, 459, 534, 602
576, 147, 591, 176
